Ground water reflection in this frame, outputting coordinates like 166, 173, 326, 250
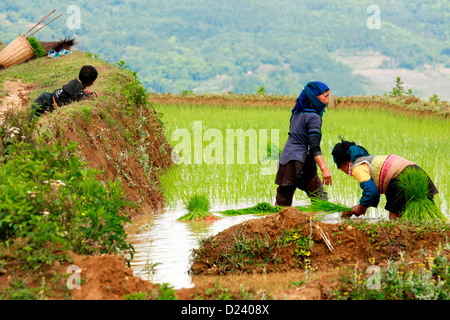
126, 200, 449, 290
126, 202, 268, 289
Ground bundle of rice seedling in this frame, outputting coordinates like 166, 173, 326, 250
220, 202, 282, 216
27, 36, 46, 58
178, 194, 214, 221
395, 167, 447, 222
301, 198, 353, 213
299, 199, 353, 221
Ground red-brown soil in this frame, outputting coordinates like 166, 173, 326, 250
186, 207, 449, 299
0, 85, 448, 300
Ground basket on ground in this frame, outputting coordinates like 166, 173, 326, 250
0, 35, 35, 69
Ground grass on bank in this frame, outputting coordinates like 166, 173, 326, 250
335, 241, 450, 300
0, 51, 169, 299
0, 109, 134, 271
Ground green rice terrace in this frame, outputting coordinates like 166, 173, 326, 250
0, 48, 449, 300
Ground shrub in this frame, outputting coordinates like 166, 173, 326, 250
0, 110, 134, 270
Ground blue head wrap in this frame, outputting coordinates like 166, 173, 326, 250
292, 81, 329, 117
347, 145, 370, 163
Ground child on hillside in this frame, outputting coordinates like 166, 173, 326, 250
30, 65, 99, 119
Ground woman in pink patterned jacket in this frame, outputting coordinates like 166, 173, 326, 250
331, 138, 438, 220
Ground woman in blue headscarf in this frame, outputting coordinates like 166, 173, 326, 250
275, 81, 332, 206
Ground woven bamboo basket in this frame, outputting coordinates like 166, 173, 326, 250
0, 35, 36, 69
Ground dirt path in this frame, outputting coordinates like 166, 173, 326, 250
0, 79, 34, 121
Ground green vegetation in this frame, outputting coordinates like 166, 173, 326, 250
178, 194, 214, 221
26, 36, 45, 58
388, 77, 414, 97
220, 232, 277, 272
0, 111, 133, 271
335, 243, 449, 300
301, 199, 353, 217
220, 202, 282, 216
275, 225, 314, 269
1, 1, 449, 97
123, 283, 178, 300
154, 100, 449, 219
395, 167, 447, 222
0, 50, 171, 299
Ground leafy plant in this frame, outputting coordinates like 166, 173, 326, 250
429, 94, 440, 104
335, 245, 450, 300
0, 109, 134, 270
257, 86, 266, 96
124, 292, 148, 300
151, 283, 178, 300
275, 226, 314, 268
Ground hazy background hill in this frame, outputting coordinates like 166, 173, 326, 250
1, 0, 449, 99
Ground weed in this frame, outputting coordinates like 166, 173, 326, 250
275, 225, 314, 268
0, 109, 134, 271
202, 278, 233, 300
124, 292, 148, 300
335, 243, 449, 300
220, 232, 275, 272
151, 283, 178, 300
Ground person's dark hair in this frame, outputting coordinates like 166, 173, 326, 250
79, 65, 98, 85
331, 136, 369, 169
331, 136, 360, 169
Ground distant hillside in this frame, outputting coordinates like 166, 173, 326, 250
1, 0, 449, 99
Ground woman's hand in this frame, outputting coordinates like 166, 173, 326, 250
321, 167, 332, 186
314, 154, 332, 186
342, 204, 367, 218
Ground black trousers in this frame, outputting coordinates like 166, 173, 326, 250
30, 92, 55, 119
275, 156, 328, 206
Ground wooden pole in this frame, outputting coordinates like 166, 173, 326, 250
22, 10, 55, 37
26, 14, 62, 38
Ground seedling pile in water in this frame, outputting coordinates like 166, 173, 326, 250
178, 194, 214, 221
220, 202, 282, 216
395, 167, 447, 222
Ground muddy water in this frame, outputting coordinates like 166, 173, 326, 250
125, 201, 312, 290
126, 198, 442, 290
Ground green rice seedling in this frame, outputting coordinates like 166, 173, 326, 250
299, 198, 352, 221
220, 202, 282, 216
154, 102, 449, 218
301, 198, 352, 213
395, 167, 447, 222
178, 194, 214, 221
27, 37, 46, 58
